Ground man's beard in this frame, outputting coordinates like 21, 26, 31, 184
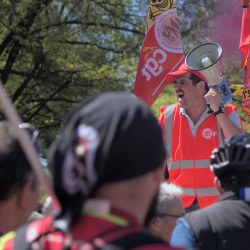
144, 188, 159, 228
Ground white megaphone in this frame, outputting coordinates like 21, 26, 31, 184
185, 42, 232, 106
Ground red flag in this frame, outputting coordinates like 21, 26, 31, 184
241, 47, 250, 114
240, 3, 250, 116
133, 2, 184, 107
239, 3, 250, 69
242, 50, 250, 132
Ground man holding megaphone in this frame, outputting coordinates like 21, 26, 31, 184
158, 43, 243, 212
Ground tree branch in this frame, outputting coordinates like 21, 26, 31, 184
12, 59, 42, 102
0, 0, 53, 84
26, 79, 71, 122
29, 21, 144, 37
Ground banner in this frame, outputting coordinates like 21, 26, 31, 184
239, 2, 250, 69
241, 47, 250, 114
240, 3, 250, 114
133, 1, 184, 107
228, 84, 243, 96
145, 0, 176, 33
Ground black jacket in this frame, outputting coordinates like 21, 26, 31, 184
185, 190, 250, 250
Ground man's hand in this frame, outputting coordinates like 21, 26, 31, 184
205, 88, 242, 139
204, 88, 221, 112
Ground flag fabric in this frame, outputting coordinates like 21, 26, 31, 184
241, 46, 250, 114
144, 0, 176, 34
228, 84, 243, 96
239, 4, 250, 70
240, 3, 250, 114
133, 0, 184, 107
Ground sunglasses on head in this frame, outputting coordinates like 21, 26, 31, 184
19, 123, 39, 145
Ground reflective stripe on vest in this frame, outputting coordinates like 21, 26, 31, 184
169, 159, 212, 170
164, 104, 175, 169
182, 187, 196, 196
181, 187, 220, 197
196, 187, 220, 197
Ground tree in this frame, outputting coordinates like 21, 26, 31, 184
0, 0, 147, 149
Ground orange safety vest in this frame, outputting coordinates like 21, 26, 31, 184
163, 103, 236, 209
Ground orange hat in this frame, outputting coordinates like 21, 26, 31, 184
165, 63, 207, 84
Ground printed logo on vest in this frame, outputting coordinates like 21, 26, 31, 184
202, 128, 213, 139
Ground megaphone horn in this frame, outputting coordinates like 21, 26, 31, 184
185, 42, 232, 106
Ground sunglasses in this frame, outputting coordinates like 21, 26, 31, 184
158, 213, 185, 218
19, 123, 40, 145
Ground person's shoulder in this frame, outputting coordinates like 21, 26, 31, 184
160, 103, 178, 114
101, 226, 184, 250
0, 231, 15, 250
184, 202, 224, 232
0, 216, 54, 250
170, 217, 198, 249
160, 106, 168, 114
184, 203, 217, 221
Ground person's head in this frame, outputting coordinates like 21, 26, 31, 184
149, 183, 185, 243
165, 63, 209, 109
49, 91, 166, 226
210, 133, 250, 194
0, 121, 40, 233
190, 73, 210, 93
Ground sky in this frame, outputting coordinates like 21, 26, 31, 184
209, 0, 243, 59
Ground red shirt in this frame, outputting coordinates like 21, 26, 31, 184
0, 203, 183, 250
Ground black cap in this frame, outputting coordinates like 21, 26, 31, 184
49, 91, 166, 221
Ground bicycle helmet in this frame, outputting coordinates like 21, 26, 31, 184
210, 133, 250, 189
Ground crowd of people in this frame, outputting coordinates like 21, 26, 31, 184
0, 54, 249, 250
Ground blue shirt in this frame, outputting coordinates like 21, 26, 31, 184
170, 217, 198, 249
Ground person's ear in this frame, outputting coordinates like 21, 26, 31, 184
16, 182, 31, 210
150, 217, 161, 233
197, 81, 206, 91
214, 177, 224, 194
154, 163, 165, 183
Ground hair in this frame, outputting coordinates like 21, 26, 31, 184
219, 176, 250, 192
156, 183, 183, 216
0, 121, 40, 201
190, 73, 209, 94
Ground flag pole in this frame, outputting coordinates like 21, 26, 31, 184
0, 79, 61, 210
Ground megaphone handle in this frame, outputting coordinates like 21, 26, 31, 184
206, 96, 214, 114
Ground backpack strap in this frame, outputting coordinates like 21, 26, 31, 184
13, 224, 31, 250
13, 216, 58, 250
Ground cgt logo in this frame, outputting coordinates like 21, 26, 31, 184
202, 128, 218, 139
141, 49, 167, 81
